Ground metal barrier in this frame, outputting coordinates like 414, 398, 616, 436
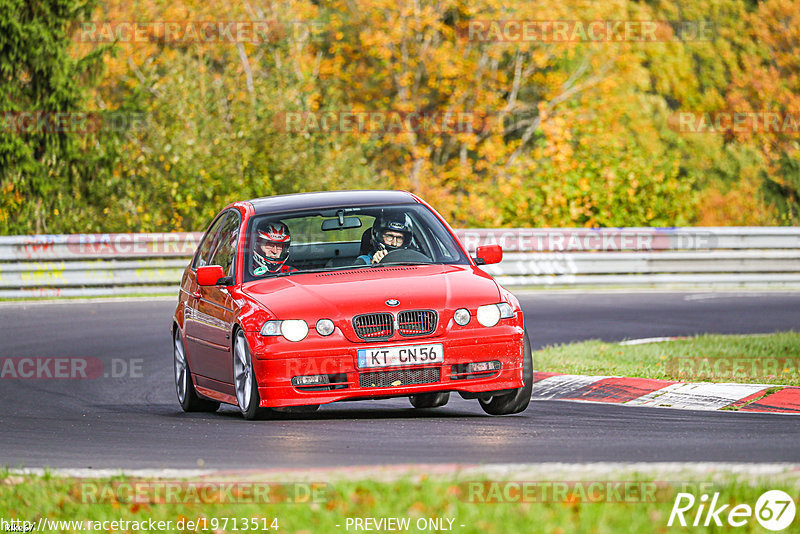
1, 227, 799, 298
0, 233, 201, 298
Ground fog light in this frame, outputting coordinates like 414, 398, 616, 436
467, 361, 501, 373
454, 308, 470, 326
292, 375, 330, 386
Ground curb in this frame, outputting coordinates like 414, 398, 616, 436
531, 372, 800, 413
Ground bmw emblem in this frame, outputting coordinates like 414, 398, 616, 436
386, 299, 400, 307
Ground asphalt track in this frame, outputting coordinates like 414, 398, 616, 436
1, 291, 798, 469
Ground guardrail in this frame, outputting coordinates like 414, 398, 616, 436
1, 227, 799, 298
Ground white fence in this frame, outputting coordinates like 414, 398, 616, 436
1, 227, 799, 298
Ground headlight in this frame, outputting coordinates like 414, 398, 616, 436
316, 319, 335, 336
476, 304, 501, 327
454, 308, 470, 326
260, 319, 309, 341
497, 302, 514, 319
281, 320, 309, 342
476, 303, 515, 327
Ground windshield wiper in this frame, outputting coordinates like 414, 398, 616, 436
370, 261, 433, 268
257, 262, 427, 278
292, 265, 370, 275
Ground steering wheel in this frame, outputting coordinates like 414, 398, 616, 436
378, 249, 432, 264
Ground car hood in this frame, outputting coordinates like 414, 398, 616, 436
241, 264, 500, 332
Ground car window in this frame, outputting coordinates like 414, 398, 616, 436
243, 203, 469, 282
208, 211, 241, 277
409, 209, 463, 263
193, 214, 227, 269
289, 215, 374, 244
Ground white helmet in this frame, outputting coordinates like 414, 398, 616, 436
253, 221, 291, 273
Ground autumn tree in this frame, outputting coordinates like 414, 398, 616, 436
2, 0, 794, 233
727, 0, 800, 223
0, 0, 109, 233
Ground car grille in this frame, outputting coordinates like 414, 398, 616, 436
359, 368, 440, 388
353, 313, 393, 339
398, 310, 437, 336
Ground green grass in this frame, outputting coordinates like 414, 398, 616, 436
1, 471, 798, 534
533, 332, 800, 386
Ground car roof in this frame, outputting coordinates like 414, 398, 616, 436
247, 190, 419, 215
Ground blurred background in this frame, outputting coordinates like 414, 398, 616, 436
1, 0, 798, 235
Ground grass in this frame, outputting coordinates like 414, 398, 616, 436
721, 387, 783, 411
1, 470, 797, 534
533, 332, 800, 386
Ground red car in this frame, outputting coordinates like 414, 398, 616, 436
172, 190, 531, 419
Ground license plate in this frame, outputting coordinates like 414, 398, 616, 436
357, 343, 444, 369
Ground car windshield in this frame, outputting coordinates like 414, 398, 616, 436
243, 203, 469, 281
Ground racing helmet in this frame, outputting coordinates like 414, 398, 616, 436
371, 210, 412, 252
253, 221, 291, 273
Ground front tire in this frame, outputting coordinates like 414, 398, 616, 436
233, 330, 272, 420
409, 392, 450, 408
478, 331, 532, 416
174, 329, 219, 413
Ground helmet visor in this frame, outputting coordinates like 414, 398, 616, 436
258, 240, 287, 260
380, 230, 407, 248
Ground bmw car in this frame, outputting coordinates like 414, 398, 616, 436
172, 190, 531, 419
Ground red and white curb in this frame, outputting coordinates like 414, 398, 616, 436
531, 372, 800, 413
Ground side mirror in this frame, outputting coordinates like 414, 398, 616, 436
196, 265, 226, 286
474, 244, 502, 266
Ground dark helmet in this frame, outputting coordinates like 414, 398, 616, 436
253, 221, 291, 273
371, 210, 412, 252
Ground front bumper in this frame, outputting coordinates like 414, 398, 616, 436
249, 325, 525, 408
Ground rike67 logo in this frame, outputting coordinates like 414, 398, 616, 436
669, 490, 796, 531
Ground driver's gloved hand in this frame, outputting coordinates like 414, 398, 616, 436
371, 248, 389, 264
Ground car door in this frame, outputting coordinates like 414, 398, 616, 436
184, 210, 239, 387
195, 210, 240, 386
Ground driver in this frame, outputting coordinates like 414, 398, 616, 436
356, 211, 412, 265
253, 221, 296, 275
